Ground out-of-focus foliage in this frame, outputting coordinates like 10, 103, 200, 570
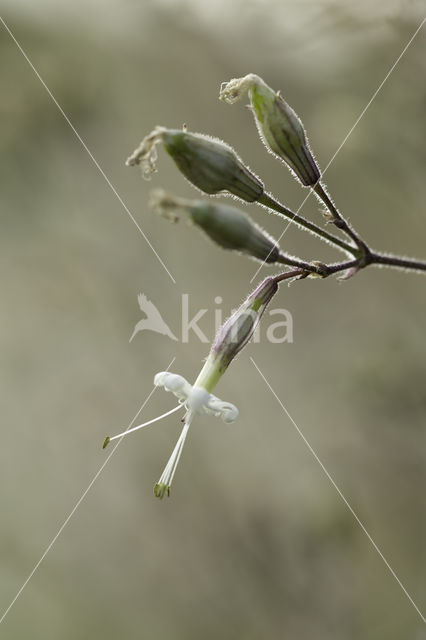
0, 2, 425, 638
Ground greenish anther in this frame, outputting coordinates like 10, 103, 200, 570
154, 482, 170, 499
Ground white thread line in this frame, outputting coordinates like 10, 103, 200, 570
0, 357, 176, 625
250, 356, 426, 624
250, 17, 426, 283
0, 16, 176, 285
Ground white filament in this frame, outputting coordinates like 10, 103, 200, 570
157, 414, 193, 489
108, 404, 183, 442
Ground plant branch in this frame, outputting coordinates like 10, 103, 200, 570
258, 192, 356, 256
275, 253, 327, 275
272, 259, 358, 282
370, 252, 426, 274
273, 269, 307, 284
313, 182, 370, 260
272, 250, 426, 286
323, 259, 360, 276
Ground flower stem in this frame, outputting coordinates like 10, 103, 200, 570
272, 269, 307, 284
275, 252, 326, 275
258, 192, 355, 255
370, 252, 426, 274
313, 182, 370, 259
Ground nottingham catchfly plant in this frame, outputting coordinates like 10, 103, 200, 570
103, 275, 285, 498
114, 72, 426, 501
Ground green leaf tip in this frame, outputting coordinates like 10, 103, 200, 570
102, 436, 111, 450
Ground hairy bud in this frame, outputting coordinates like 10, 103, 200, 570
189, 201, 280, 262
126, 126, 264, 202
150, 190, 280, 263
211, 277, 278, 372
220, 74, 320, 187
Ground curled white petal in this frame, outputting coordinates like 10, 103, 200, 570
154, 371, 239, 423
125, 126, 166, 179
205, 395, 239, 423
219, 74, 260, 104
149, 188, 191, 222
154, 372, 193, 404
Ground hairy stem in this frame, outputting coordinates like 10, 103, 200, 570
370, 252, 426, 274
324, 259, 360, 275
258, 192, 355, 255
276, 252, 326, 275
273, 269, 307, 284
313, 182, 370, 259
272, 251, 426, 285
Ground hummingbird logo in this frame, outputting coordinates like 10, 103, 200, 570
129, 293, 178, 343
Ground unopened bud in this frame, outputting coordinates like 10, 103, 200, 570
126, 126, 264, 202
187, 277, 278, 396
211, 277, 278, 372
190, 201, 280, 263
220, 74, 320, 187
150, 189, 280, 263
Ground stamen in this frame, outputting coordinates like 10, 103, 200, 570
103, 404, 183, 448
154, 413, 193, 498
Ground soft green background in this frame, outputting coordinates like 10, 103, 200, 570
1, 1, 425, 638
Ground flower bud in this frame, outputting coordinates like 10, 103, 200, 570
126, 126, 264, 202
150, 189, 280, 263
220, 74, 320, 187
210, 277, 278, 372
189, 201, 280, 263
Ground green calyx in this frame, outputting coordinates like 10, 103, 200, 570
189, 202, 280, 263
162, 129, 264, 202
210, 276, 278, 371
220, 74, 321, 187
193, 354, 224, 393
250, 81, 320, 187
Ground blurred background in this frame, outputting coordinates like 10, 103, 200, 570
1, 1, 425, 638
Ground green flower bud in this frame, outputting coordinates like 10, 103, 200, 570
126, 126, 264, 203
210, 276, 278, 373
220, 74, 320, 187
149, 189, 280, 263
189, 201, 280, 262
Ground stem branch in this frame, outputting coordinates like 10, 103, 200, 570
276, 253, 326, 275
258, 192, 355, 255
313, 182, 370, 260
370, 252, 426, 274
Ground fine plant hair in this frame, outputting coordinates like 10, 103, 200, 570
118, 73, 426, 499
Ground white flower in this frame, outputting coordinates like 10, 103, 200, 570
103, 371, 238, 499
154, 372, 238, 423
152, 372, 238, 498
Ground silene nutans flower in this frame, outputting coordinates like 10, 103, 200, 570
103, 277, 278, 499
126, 125, 264, 202
220, 74, 321, 187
